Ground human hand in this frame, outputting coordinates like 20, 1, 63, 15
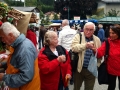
65, 74, 71, 80
91, 47, 97, 53
0, 54, 8, 60
57, 55, 66, 62
86, 41, 94, 49
0, 55, 8, 64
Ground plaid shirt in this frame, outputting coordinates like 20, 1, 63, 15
83, 37, 93, 68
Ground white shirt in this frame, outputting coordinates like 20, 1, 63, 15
53, 49, 58, 56
58, 25, 77, 51
35, 31, 39, 37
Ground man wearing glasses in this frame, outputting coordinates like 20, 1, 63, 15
71, 22, 102, 90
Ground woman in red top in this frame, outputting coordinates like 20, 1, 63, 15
38, 31, 72, 90
26, 26, 37, 48
93, 25, 120, 90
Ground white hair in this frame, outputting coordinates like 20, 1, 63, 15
0, 22, 20, 37
47, 31, 57, 39
44, 31, 57, 45
62, 19, 69, 26
98, 24, 103, 29
84, 22, 95, 31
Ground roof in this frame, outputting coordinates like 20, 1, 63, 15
98, 17, 120, 23
12, 7, 40, 12
51, 19, 98, 24
101, 0, 120, 3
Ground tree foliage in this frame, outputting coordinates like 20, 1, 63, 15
41, 4, 54, 13
53, 13, 59, 20
41, 16, 50, 25
3, 0, 24, 6
54, 0, 98, 19
37, 0, 54, 13
40, 0, 54, 6
105, 9, 120, 17
4, 0, 54, 13
40, 10, 44, 19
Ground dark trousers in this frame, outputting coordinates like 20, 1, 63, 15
68, 50, 74, 84
58, 79, 69, 90
108, 74, 120, 90
70, 73, 74, 84
39, 37, 44, 49
74, 68, 95, 90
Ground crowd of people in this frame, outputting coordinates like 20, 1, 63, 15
0, 19, 120, 90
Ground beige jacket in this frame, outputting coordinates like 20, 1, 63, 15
71, 32, 102, 73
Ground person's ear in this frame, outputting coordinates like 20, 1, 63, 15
46, 38, 50, 43
8, 33, 14, 38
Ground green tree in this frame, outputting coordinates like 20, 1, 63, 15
41, 5, 54, 13
41, 18, 45, 24
40, 0, 54, 5
25, 0, 37, 6
45, 16, 50, 24
105, 9, 120, 17
53, 13, 58, 20
4, 0, 54, 13
4, 0, 24, 6
54, 0, 99, 19
41, 16, 50, 25
40, 10, 44, 19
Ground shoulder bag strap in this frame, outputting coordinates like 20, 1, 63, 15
105, 39, 109, 61
78, 32, 82, 44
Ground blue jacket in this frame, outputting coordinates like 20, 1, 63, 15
97, 28, 105, 42
3, 34, 37, 88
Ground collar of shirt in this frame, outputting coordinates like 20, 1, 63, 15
62, 25, 70, 30
85, 36, 93, 42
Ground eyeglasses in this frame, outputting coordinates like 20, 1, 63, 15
84, 28, 94, 32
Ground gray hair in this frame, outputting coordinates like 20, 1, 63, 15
44, 31, 57, 46
98, 24, 103, 29
62, 19, 69, 26
0, 22, 20, 37
84, 22, 95, 31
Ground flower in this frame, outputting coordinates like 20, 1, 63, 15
0, 2, 9, 18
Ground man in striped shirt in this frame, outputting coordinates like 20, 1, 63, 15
71, 22, 102, 90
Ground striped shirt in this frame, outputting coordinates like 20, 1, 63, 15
83, 37, 93, 68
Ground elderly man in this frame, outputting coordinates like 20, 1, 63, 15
0, 22, 40, 90
71, 22, 101, 90
58, 19, 77, 86
58, 19, 76, 51
97, 24, 105, 42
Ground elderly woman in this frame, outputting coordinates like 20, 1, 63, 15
38, 31, 72, 90
92, 25, 120, 90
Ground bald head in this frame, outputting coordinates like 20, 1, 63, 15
62, 19, 69, 27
